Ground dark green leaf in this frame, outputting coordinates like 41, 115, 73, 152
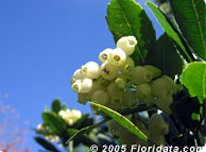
146, 34, 184, 78
34, 136, 60, 152
90, 102, 148, 142
169, 0, 206, 60
106, 0, 156, 64
42, 111, 66, 134
146, 1, 193, 62
51, 99, 61, 113
73, 114, 94, 129
181, 62, 206, 104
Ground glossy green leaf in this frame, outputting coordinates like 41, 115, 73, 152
146, 1, 193, 62
146, 34, 184, 78
34, 136, 60, 152
90, 102, 148, 142
181, 62, 206, 103
106, 0, 156, 64
42, 111, 66, 134
169, 0, 206, 60
51, 99, 62, 113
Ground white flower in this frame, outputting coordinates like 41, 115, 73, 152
70, 69, 84, 84
116, 36, 137, 56
81, 61, 100, 79
58, 109, 82, 125
72, 80, 82, 93
80, 78, 93, 93
100, 62, 119, 80
108, 48, 127, 66
99, 48, 112, 63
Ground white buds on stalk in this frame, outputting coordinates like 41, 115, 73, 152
108, 48, 127, 66
117, 36, 137, 56
99, 48, 112, 63
81, 61, 100, 79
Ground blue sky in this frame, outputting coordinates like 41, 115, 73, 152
0, 0, 163, 151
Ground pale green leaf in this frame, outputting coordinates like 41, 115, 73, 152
146, 1, 193, 62
90, 102, 148, 142
181, 62, 206, 103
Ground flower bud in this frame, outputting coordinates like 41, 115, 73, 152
155, 95, 173, 114
108, 48, 127, 66
99, 48, 112, 63
148, 114, 169, 137
107, 82, 123, 103
136, 83, 154, 105
100, 62, 119, 80
91, 90, 110, 106
81, 61, 100, 79
116, 36, 137, 56
131, 66, 153, 84
123, 90, 138, 109
151, 75, 177, 98
115, 77, 126, 89
144, 65, 161, 79
121, 57, 135, 74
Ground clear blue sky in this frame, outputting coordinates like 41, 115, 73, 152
0, 0, 163, 151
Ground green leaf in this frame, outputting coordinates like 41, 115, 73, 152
106, 0, 156, 64
90, 102, 148, 142
146, 1, 193, 62
67, 118, 109, 143
146, 34, 184, 78
34, 136, 60, 152
181, 62, 206, 103
42, 111, 66, 134
51, 99, 62, 113
169, 0, 206, 60
73, 114, 94, 129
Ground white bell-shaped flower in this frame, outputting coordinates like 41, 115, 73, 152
99, 48, 112, 63
81, 61, 100, 79
116, 36, 137, 56
108, 48, 127, 66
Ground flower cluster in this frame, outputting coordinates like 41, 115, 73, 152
58, 109, 82, 125
71, 36, 177, 114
